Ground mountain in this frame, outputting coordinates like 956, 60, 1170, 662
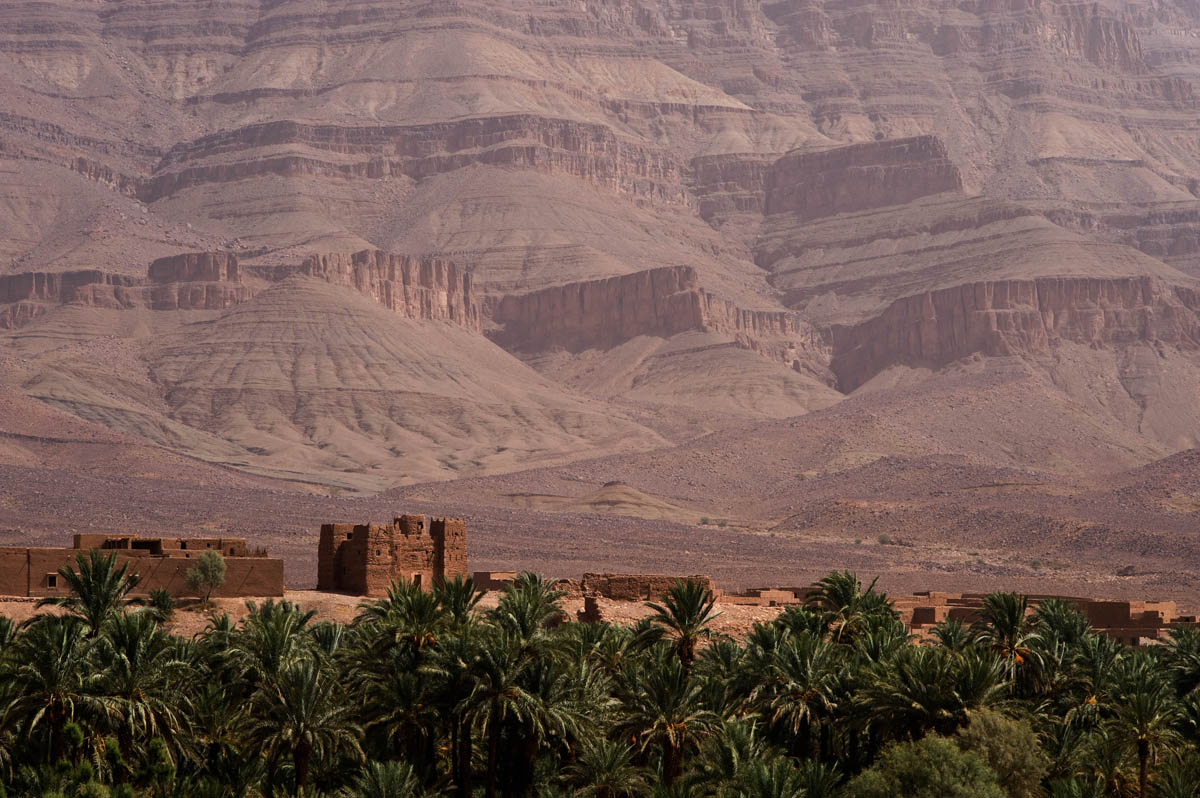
3, 0, 1200, 599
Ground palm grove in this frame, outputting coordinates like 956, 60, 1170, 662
2, 553, 1200, 797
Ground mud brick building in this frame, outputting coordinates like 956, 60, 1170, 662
0, 534, 284, 598
898, 591, 1188, 646
318, 514, 467, 596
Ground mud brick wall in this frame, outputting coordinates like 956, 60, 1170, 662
581, 573, 713, 601
12, 548, 283, 598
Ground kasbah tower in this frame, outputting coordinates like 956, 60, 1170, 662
317, 514, 467, 596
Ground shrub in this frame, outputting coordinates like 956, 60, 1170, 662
844, 736, 1005, 798
185, 550, 226, 602
955, 710, 1049, 798
147, 588, 175, 622
877, 534, 892, 545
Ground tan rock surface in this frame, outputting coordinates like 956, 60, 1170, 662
4, 0, 1200, 602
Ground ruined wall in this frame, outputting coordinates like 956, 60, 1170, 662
299, 250, 481, 332
765, 136, 963, 221
581, 573, 714, 601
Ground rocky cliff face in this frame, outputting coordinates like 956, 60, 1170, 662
490, 267, 706, 352
0, 249, 482, 329
298, 250, 481, 332
148, 252, 240, 284
0, 254, 249, 326
765, 136, 963, 221
830, 277, 1200, 390
147, 252, 248, 310
0, 270, 141, 328
489, 266, 830, 370
142, 116, 689, 206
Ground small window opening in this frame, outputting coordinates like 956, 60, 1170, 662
47, 574, 57, 589
180, 542, 187, 550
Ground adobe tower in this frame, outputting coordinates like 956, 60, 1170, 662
317, 514, 467, 596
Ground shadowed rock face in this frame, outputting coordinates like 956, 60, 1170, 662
830, 277, 1200, 391
765, 136, 963, 221
148, 253, 240, 284
489, 265, 829, 362
298, 250, 481, 332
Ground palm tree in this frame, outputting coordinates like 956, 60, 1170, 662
188, 681, 256, 792
426, 632, 485, 796
974, 593, 1043, 688
930, 619, 976, 653
616, 653, 718, 786
458, 631, 542, 798
37, 550, 142, 636
857, 646, 1006, 740
489, 572, 566, 642
646, 579, 722, 669
1164, 626, 1200, 697
340, 760, 430, 798
358, 579, 446, 657
729, 758, 809, 798
435, 574, 485, 630
805, 571, 892, 644
749, 632, 840, 757
1062, 633, 1123, 729
686, 719, 767, 789
250, 657, 363, 795
94, 610, 191, 759
564, 738, 648, 798
230, 599, 317, 688
1110, 660, 1183, 798
3, 615, 98, 762
361, 656, 441, 769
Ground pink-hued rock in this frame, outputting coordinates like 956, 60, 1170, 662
147, 253, 248, 310
0, 270, 138, 305
148, 252, 240, 284
0, 253, 251, 324
141, 116, 687, 205
765, 136, 963, 221
489, 266, 830, 360
831, 277, 1200, 390
298, 249, 481, 331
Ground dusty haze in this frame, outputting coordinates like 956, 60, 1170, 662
2, 0, 1200, 603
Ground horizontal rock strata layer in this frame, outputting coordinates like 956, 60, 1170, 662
830, 277, 1200, 391
765, 136, 963, 221
295, 250, 481, 333
491, 267, 1200, 395
488, 266, 831, 364
0, 250, 480, 331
